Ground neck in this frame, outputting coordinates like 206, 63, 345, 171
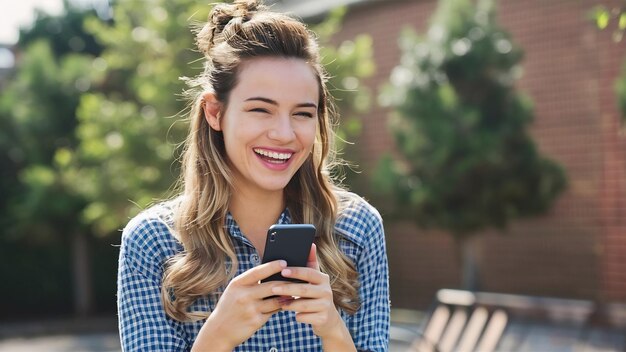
229, 187, 285, 254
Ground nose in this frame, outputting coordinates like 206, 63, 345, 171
268, 114, 295, 142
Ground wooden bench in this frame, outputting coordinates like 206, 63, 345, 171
394, 289, 626, 352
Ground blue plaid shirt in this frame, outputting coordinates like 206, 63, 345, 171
117, 193, 390, 351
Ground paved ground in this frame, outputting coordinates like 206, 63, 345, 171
2, 320, 624, 351
0, 333, 415, 352
0, 313, 422, 352
0, 333, 121, 352
0, 316, 120, 352
3, 309, 624, 351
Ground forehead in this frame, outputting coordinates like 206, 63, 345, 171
231, 57, 320, 104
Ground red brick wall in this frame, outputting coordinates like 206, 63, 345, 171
599, 18, 626, 302
331, 0, 626, 309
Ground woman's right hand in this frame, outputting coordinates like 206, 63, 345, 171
191, 259, 288, 351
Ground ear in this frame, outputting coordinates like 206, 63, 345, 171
202, 92, 222, 131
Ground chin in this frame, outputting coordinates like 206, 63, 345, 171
262, 182, 291, 192
256, 170, 298, 189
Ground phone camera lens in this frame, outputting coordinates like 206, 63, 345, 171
270, 232, 276, 242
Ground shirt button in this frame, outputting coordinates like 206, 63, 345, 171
269, 348, 278, 352
250, 253, 260, 265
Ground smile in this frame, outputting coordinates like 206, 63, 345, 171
253, 148, 294, 164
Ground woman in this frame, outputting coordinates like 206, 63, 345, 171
117, 0, 389, 351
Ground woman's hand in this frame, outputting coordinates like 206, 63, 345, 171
192, 259, 288, 351
271, 244, 352, 345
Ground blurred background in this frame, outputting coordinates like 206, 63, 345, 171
0, 0, 625, 350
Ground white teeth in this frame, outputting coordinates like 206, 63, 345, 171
254, 149, 293, 160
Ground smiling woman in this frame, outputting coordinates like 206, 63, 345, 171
116, 1, 390, 351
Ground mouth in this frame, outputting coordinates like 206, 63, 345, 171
253, 148, 294, 164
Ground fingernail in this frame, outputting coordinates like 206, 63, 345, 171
279, 260, 287, 267
272, 286, 282, 294
282, 269, 291, 276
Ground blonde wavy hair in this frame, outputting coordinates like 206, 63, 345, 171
161, 0, 360, 322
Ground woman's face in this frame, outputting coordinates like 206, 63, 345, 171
208, 57, 319, 197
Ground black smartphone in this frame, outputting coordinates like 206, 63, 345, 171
260, 224, 316, 283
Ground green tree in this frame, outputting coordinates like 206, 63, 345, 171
0, 3, 105, 316
378, 0, 566, 289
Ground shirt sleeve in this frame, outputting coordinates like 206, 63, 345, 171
344, 202, 391, 352
356, 208, 390, 351
117, 214, 189, 351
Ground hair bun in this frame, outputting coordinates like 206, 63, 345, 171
197, 0, 264, 56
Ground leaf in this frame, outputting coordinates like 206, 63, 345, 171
596, 10, 610, 29
54, 148, 73, 168
619, 12, 626, 30
21, 165, 55, 187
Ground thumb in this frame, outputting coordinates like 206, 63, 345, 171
307, 243, 320, 271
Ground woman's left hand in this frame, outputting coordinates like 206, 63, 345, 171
270, 244, 344, 339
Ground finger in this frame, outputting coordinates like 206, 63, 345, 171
250, 281, 292, 300
280, 298, 327, 313
271, 282, 325, 299
234, 260, 287, 286
262, 307, 282, 316
306, 243, 320, 271
259, 296, 284, 314
280, 267, 328, 285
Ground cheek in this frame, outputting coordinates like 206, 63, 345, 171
220, 129, 248, 165
298, 122, 318, 150
222, 120, 254, 151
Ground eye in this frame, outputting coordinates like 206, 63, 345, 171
294, 111, 314, 118
248, 108, 270, 114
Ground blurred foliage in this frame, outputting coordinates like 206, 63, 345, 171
65, 0, 206, 236
618, 62, 626, 122
18, 0, 104, 57
315, 7, 375, 144
590, 3, 626, 42
313, 7, 375, 187
377, 0, 566, 239
0, 3, 107, 317
590, 3, 626, 122
0, 8, 103, 242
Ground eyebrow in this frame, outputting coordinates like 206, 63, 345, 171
245, 96, 317, 109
